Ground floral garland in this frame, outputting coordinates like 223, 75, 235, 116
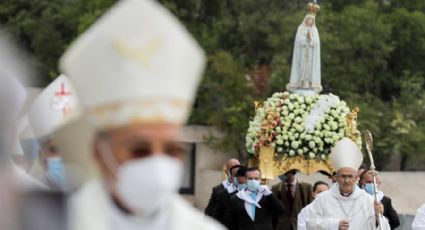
246, 91, 360, 160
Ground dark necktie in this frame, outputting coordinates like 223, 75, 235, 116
287, 183, 294, 212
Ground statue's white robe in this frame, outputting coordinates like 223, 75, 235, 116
69, 180, 225, 230
306, 184, 390, 230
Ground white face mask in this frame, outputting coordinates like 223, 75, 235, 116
116, 155, 183, 216
97, 141, 183, 216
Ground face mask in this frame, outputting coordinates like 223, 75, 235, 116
233, 177, 239, 187
46, 157, 66, 190
116, 155, 183, 216
247, 179, 260, 192
238, 183, 247, 191
364, 183, 376, 195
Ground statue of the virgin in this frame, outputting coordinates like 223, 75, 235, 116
286, 3, 322, 95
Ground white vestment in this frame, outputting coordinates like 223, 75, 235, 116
412, 203, 425, 230
69, 180, 225, 230
306, 184, 390, 230
297, 203, 312, 230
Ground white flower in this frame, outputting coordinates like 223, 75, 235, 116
305, 97, 313, 104
305, 134, 312, 141
277, 147, 283, 153
276, 139, 284, 145
289, 94, 296, 100
283, 92, 290, 97
288, 113, 295, 120
276, 126, 282, 133
298, 149, 304, 155
271, 143, 276, 147
295, 116, 303, 124
297, 97, 305, 104
321, 154, 326, 160
323, 124, 330, 131
288, 103, 294, 111
309, 141, 316, 148
309, 152, 315, 159
296, 125, 304, 133
291, 141, 299, 149
285, 141, 290, 147
289, 150, 295, 156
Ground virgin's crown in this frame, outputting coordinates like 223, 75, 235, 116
306, 3, 320, 16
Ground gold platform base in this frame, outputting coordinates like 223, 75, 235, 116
249, 146, 334, 179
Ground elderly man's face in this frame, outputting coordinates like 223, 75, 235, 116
336, 167, 357, 194
94, 123, 185, 179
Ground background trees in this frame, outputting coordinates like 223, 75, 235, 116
2, 0, 425, 170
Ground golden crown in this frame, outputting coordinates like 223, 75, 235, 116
306, 3, 320, 16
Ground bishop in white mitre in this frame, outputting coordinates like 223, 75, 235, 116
305, 138, 390, 230
56, 0, 225, 229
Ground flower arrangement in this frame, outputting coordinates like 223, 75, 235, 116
246, 91, 361, 160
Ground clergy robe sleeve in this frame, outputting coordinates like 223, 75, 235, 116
305, 198, 340, 230
412, 204, 425, 230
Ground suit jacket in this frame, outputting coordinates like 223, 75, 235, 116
205, 183, 226, 216
212, 189, 236, 224
272, 181, 313, 230
224, 192, 286, 230
381, 196, 400, 230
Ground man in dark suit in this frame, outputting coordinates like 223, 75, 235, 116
272, 169, 313, 230
204, 158, 240, 216
224, 167, 286, 230
213, 166, 247, 225
360, 169, 400, 230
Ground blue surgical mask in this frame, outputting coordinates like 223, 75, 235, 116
247, 179, 260, 192
364, 183, 375, 195
233, 177, 239, 187
227, 172, 232, 183
238, 183, 247, 191
46, 157, 65, 191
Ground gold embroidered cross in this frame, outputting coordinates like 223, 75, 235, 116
113, 38, 161, 69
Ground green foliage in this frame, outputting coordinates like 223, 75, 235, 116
3, 0, 425, 169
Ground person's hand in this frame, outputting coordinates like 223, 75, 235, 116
259, 185, 272, 196
374, 201, 384, 215
338, 220, 349, 230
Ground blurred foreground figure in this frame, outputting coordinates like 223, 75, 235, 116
28, 75, 80, 191
305, 138, 390, 230
0, 68, 46, 191
59, 0, 224, 229
412, 203, 425, 230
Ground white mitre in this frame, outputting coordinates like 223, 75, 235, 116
59, 0, 206, 129
330, 138, 363, 171
28, 75, 80, 139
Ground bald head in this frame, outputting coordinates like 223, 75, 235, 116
226, 158, 240, 171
